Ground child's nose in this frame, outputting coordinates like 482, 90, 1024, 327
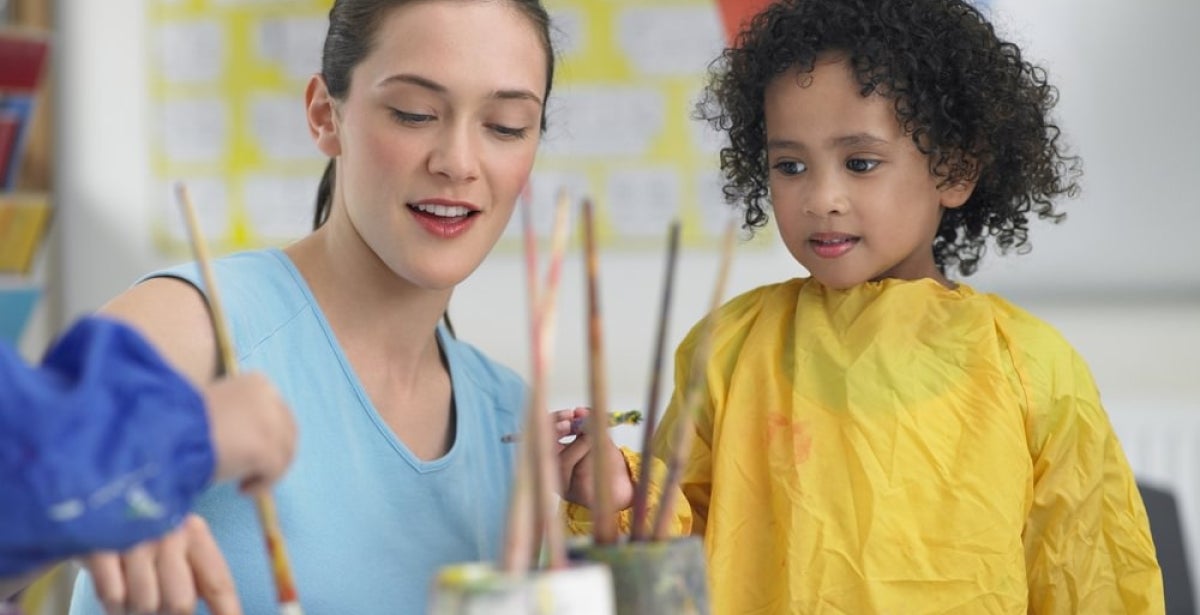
804, 171, 849, 216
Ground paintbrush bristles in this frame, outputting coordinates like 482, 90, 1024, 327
630, 220, 680, 541
582, 197, 617, 545
174, 183, 304, 614
651, 219, 737, 541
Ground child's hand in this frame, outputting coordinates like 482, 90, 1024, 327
553, 407, 635, 513
202, 372, 297, 495
85, 514, 241, 615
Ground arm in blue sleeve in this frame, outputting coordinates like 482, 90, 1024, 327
0, 317, 216, 576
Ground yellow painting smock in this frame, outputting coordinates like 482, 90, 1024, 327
570, 277, 1162, 613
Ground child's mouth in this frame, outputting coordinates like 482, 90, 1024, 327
809, 235, 859, 258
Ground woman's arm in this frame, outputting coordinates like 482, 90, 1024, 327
97, 276, 223, 386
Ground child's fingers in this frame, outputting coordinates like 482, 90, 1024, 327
557, 434, 594, 504
559, 433, 592, 469
155, 527, 197, 615
553, 417, 574, 440
551, 406, 591, 440
550, 406, 589, 423
121, 542, 160, 614
84, 552, 126, 615
549, 408, 575, 423
183, 515, 242, 615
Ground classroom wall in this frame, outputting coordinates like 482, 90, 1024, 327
54, 2, 1198, 430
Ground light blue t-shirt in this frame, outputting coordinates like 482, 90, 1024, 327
70, 249, 525, 615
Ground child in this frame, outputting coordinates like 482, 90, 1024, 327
559, 0, 1164, 612
1, 316, 294, 607
68, 1, 556, 614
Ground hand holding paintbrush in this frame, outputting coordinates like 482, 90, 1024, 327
555, 407, 638, 518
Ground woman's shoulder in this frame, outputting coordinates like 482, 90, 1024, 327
98, 249, 309, 383
144, 248, 292, 292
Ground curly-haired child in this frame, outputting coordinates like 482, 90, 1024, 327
557, 0, 1164, 612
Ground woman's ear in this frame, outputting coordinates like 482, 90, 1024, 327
306, 74, 341, 158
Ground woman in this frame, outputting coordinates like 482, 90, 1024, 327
70, 1, 556, 613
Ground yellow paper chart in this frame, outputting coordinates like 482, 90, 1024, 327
0, 191, 52, 273
147, 0, 765, 254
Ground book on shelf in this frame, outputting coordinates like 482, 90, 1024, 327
0, 27, 50, 91
0, 282, 40, 346
0, 27, 50, 189
0, 96, 34, 188
0, 191, 52, 274
0, 111, 17, 185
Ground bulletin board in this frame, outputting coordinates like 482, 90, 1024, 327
146, 0, 773, 253
147, 0, 330, 252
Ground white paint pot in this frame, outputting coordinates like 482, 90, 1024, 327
428, 561, 615, 615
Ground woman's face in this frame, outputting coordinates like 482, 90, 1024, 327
311, 0, 547, 290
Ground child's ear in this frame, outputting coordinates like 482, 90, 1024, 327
939, 156, 979, 210
939, 178, 976, 210
306, 74, 341, 158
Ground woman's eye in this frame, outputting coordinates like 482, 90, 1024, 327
391, 109, 434, 125
846, 158, 880, 173
489, 124, 529, 140
772, 160, 807, 176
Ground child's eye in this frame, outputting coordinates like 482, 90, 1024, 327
846, 158, 880, 173
772, 160, 807, 176
391, 109, 435, 125
488, 124, 530, 140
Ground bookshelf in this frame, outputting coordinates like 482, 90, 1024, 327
1, 8, 71, 615
0, 0, 53, 358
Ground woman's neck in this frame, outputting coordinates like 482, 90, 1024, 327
284, 223, 452, 378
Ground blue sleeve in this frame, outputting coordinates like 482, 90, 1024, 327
0, 317, 215, 576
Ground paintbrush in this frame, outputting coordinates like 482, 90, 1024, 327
651, 219, 736, 541
582, 197, 618, 545
630, 220, 680, 541
500, 183, 541, 573
501, 186, 571, 572
175, 183, 304, 615
499, 410, 643, 443
535, 190, 572, 568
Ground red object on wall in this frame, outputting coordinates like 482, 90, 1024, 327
714, 0, 774, 44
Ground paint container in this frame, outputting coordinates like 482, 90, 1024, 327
428, 561, 615, 615
570, 536, 710, 615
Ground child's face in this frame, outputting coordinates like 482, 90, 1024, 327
310, 0, 547, 291
763, 55, 973, 289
